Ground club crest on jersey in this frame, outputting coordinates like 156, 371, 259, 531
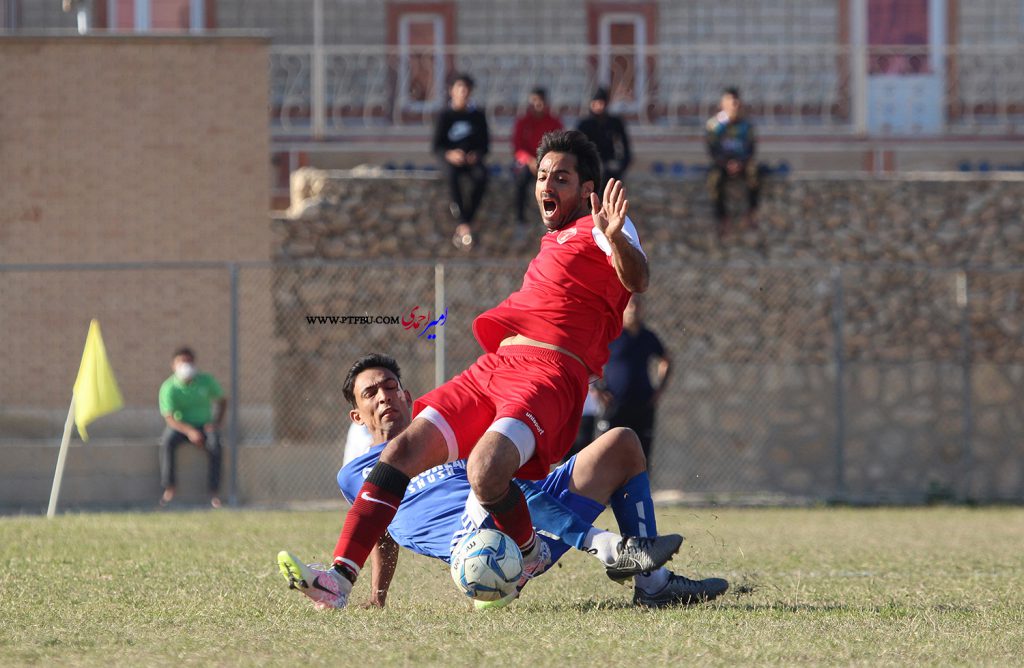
556, 227, 577, 244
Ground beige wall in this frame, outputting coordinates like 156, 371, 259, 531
0, 35, 269, 265
0, 35, 273, 426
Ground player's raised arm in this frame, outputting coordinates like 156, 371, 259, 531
591, 179, 649, 293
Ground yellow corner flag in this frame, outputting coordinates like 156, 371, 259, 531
73, 319, 124, 441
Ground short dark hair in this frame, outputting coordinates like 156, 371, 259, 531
536, 129, 602, 190
723, 86, 741, 99
172, 347, 195, 360
342, 353, 403, 408
530, 87, 548, 100
592, 87, 610, 103
451, 72, 475, 90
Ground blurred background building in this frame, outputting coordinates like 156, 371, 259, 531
6, 0, 1024, 202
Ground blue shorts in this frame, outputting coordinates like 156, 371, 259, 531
526, 455, 607, 565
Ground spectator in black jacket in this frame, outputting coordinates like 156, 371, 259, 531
576, 87, 631, 195
432, 73, 490, 250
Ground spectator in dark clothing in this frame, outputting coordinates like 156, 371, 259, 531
432, 73, 490, 250
511, 87, 563, 227
597, 295, 672, 468
706, 86, 760, 237
576, 87, 631, 194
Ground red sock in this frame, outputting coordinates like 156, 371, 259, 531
483, 483, 536, 552
333, 472, 406, 580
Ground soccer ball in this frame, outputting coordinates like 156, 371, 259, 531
450, 529, 524, 602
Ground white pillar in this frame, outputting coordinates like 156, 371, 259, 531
311, 0, 326, 139
76, 5, 90, 33
134, 0, 149, 30
850, 0, 869, 136
190, 0, 204, 32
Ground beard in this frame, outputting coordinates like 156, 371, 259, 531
540, 193, 588, 231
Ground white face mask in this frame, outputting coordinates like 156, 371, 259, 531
175, 362, 197, 382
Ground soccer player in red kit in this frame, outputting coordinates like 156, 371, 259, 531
279, 130, 657, 609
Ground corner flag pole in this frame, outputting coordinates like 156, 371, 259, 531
48, 319, 124, 518
47, 395, 77, 518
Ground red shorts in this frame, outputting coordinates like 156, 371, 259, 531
413, 346, 588, 480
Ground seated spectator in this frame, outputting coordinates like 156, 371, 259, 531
705, 87, 760, 237
511, 87, 563, 227
158, 347, 226, 509
577, 87, 632, 195
432, 73, 490, 250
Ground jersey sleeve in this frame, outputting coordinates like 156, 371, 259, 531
158, 379, 174, 417
338, 444, 387, 504
206, 374, 224, 400
591, 215, 646, 258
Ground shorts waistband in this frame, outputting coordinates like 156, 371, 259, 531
495, 345, 588, 373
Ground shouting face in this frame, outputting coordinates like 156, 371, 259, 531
535, 152, 594, 231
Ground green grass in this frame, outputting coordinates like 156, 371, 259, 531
2, 507, 1023, 666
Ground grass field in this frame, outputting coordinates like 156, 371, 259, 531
2, 506, 1023, 666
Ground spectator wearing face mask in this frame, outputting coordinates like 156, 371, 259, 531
158, 347, 227, 508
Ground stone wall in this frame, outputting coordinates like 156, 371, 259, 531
273, 170, 1024, 502
278, 170, 1024, 267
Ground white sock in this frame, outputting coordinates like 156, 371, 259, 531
635, 567, 670, 593
581, 527, 620, 566
520, 532, 538, 558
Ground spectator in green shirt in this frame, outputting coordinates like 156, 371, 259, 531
158, 347, 227, 508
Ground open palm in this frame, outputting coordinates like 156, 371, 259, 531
590, 178, 629, 239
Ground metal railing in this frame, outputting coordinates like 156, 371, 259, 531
269, 44, 1024, 139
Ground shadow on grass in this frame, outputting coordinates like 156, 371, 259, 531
534, 598, 637, 612
723, 601, 853, 613
719, 600, 978, 615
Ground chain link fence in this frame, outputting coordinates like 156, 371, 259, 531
3, 260, 1022, 505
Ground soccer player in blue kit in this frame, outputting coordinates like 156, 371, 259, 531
279, 353, 728, 609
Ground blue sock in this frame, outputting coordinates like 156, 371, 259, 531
610, 472, 657, 538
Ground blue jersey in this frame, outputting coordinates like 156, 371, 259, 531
339, 444, 472, 562
337, 444, 605, 565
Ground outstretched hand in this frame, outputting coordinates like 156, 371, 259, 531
590, 178, 629, 240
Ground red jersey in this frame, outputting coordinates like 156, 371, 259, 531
473, 215, 644, 376
511, 111, 564, 166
